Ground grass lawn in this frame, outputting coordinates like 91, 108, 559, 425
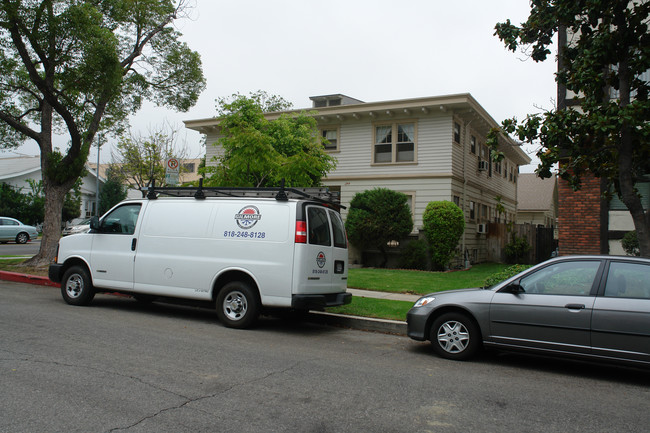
0, 257, 513, 322
327, 297, 414, 322
347, 263, 509, 295
0, 258, 48, 277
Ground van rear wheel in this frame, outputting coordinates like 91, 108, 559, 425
216, 281, 260, 329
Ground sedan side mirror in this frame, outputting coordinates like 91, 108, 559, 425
501, 283, 525, 294
89, 216, 101, 232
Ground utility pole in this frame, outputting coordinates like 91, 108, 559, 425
95, 134, 101, 216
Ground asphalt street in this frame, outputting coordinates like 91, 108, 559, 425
2, 281, 650, 433
0, 239, 40, 256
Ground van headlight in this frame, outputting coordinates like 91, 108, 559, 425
413, 296, 436, 308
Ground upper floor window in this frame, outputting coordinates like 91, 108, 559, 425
470, 135, 476, 154
320, 127, 339, 151
373, 122, 416, 164
469, 201, 476, 220
453, 122, 461, 144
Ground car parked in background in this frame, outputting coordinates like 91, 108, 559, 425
407, 255, 650, 367
0, 217, 39, 244
62, 218, 91, 236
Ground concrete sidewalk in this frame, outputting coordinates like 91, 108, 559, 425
0, 270, 416, 335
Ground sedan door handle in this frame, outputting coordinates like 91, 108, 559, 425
565, 303, 585, 310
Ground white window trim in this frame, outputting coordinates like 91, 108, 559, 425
371, 120, 418, 165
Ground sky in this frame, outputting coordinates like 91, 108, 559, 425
8, 0, 558, 172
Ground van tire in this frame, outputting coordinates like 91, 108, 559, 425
61, 265, 95, 306
216, 281, 260, 329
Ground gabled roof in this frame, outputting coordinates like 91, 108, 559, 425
0, 155, 41, 180
518, 173, 558, 211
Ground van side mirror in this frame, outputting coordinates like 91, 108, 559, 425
89, 216, 100, 232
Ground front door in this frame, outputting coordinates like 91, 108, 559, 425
490, 259, 603, 355
89, 203, 142, 290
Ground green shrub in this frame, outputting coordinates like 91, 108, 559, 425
397, 239, 429, 270
621, 231, 640, 256
345, 188, 413, 268
504, 233, 531, 264
422, 201, 465, 270
483, 264, 532, 287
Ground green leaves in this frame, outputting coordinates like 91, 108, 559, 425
422, 201, 465, 270
493, 0, 650, 256
205, 92, 336, 188
345, 188, 414, 267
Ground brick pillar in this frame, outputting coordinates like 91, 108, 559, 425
557, 173, 607, 255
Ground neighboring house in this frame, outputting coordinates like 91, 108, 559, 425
185, 93, 531, 265
516, 173, 558, 228
0, 153, 104, 220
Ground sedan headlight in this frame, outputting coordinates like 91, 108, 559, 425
413, 296, 436, 308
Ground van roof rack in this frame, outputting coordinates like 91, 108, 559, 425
141, 178, 344, 209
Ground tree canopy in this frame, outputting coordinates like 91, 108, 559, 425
204, 92, 337, 188
0, 0, 205, 264
489, 0, 650, 257
111, 122, 191, 195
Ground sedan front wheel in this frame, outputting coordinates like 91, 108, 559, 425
430, 312, 481, 360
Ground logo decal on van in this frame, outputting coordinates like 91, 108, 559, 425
235, 206, 261, 229
316, 251, 326, 268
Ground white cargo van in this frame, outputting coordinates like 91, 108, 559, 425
49, 183, 351, 328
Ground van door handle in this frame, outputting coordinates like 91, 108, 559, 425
565, 304, 585, 310
131, 238, 137, 251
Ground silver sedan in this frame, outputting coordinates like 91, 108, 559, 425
0, 217, 39, 244
407, 255, 650, 367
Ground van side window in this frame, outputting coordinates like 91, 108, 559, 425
100, 204, 142, 235
307, 207, 331, 246
329, 210, 347, 248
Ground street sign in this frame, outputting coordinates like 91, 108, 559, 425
166, 158, 180, 185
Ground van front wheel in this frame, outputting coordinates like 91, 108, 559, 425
216, 282, 260, 329
61, 265, 95, 306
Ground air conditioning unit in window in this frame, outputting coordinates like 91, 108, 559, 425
478, 160, 489, 171
477, 223, 487, 234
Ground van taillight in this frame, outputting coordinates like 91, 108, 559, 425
295, 221, 307, 243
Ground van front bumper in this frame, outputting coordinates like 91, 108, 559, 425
48, 263, 64, 284
292, 292, 352, 310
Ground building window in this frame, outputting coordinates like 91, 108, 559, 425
453, 195, 460, 207
320, 128, 339, 151
453, 122, 461, 144
373, 122, 416, 164
469, 201, 475, 220
182, 163, 196, 173
470, 135, 476, 154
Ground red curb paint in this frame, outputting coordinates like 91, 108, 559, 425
0, 270, 59, 287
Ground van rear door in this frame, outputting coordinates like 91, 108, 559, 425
303, 205, 333, 290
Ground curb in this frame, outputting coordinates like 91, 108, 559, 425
0, 270, 408, 336
307, 311, 407, 336
0, 270, 58, 287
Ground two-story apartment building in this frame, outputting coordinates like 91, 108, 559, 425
185, 93, 530, 265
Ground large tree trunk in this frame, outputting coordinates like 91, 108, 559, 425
23, 169, 75, 267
